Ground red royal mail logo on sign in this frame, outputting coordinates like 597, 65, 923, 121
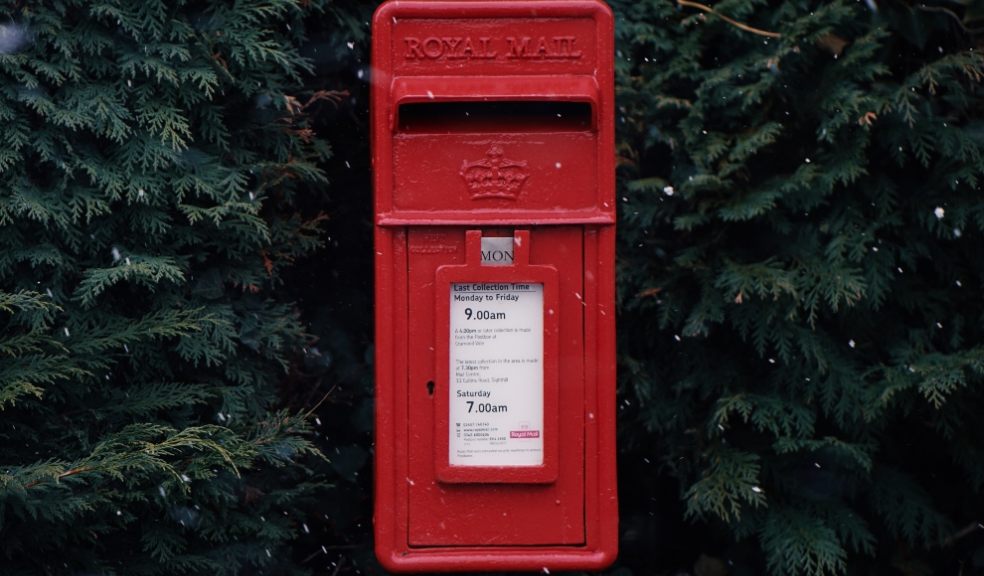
510, 430, 541, 439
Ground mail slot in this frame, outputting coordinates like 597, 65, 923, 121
372, 1, 616, 572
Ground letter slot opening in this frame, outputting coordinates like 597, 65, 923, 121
398, 101, 593, 133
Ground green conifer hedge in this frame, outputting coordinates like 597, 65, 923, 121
3, 0, 984, 575
613, 0, 984, 573
0, 1, 344, 573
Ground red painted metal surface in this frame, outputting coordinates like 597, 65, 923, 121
372, 1, 616, 571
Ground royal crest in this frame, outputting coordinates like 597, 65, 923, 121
460, 146, 529, 200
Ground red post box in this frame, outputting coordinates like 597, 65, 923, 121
372, 1, 616, 571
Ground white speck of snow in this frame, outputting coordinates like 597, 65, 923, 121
872, 246, 879, 252
346, 41, 355, 49
217, 412, 226, 422
814, 462, 822, 469
954, 228, 962, 238
345, 160, 351, 169
321, 545, 328, 554
956, 280, 963, 287
181, 474, 191, 483
674, 334, 681, 342
717, 424, 725, 431
124, 257, 131, 266
158, 485, 166, 498
768, 358, 776, 364
266, 549, 272, 558
303, 523, 310, 534
111, 247, 121, 262
127, 79, 132, 87
934, 206, 945, 219
249, 191, 255, 201
663, 185, 674, 196
751, 486, 763, 493
936, 322, 943, 328
542, 568, 551, 574
46, 288, 53, 297
357, 68, 364, 79
897, 267, 904, 274
406, 477, 415, 486
848, 339, 856, 348
554, 162, 562, 169
805, 158, 811, 163
701, 129, 708, 135
426, 90, 435, 99
137, 188, 145, 198
116, 510, 122, 516
315, 417, 322, 426
63, 327, 70, 337
123, 344, 129, 353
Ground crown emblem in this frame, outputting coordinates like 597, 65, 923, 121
460, 146, 529, 200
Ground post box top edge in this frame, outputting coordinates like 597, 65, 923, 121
373, 0, 614, 24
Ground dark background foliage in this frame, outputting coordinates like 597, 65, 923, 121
2, 0, 984, 575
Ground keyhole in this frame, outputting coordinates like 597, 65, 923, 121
426, 380, 435, 396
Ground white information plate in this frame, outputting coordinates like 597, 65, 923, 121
449, 282, 544, 467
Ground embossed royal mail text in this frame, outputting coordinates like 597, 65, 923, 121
404, 36, 583, 61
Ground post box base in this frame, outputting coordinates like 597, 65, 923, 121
376, 546, 617, 573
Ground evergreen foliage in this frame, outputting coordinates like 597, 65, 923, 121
6, 0, 984, 574
614, 0, 984, 573
0, 1, 344, 573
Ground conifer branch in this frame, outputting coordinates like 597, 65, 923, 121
913, 4, 971, 34
677, 0, 781, 38
942, 522, 982, 547
22, 466, 93, 489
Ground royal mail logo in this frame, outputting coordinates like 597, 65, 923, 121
404, 36, 583, 61
460, 146, 529, 200
510, 430, 540, 439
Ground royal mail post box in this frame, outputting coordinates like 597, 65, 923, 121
372, 1, 616, 571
